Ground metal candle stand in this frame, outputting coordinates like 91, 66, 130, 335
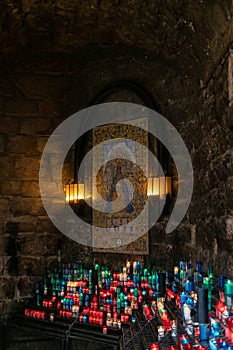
21, 261, 233, 350
121, 300, 191, 350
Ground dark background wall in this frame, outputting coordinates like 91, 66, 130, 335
0, 0, 233, 317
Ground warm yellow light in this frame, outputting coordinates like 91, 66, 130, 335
153, 178, 159, 196
159, 177, 165, 199
65, 183, 85, 203
147, 177, 159, 196
77, 183, 85, 200
73, 183, 78, 203
166, 177, 172, 196
147, 177, 153, 196
147, 176, 172, 198
65, 184, 70, 203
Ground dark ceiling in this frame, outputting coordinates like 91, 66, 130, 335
0, 0, 233, 84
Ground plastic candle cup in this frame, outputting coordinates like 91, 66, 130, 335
208, 265, 214, 278
25, 309, 30, 317
131, 315, 136, 323
180, 270, 184, 285
171, 320, 177, 337
158, 325, 165, 340
218, 276, 225, 289
174, 266, 179, 275
150, 344, 159, 350
203, 277, 209, 287
225, 280, 233, 295
199, 324, 208, 341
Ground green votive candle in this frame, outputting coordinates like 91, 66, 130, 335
225, 279, 233, 295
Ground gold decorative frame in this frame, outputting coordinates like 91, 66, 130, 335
92, 118, 149, 254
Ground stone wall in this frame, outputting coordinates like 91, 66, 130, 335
153, 50, 233, 275
189, 50, 233, 274
0, 0, 233, 318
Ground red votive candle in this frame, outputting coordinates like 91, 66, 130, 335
103, 326, 108, 334
149, 288, 153, 297
25, 309, 30, 317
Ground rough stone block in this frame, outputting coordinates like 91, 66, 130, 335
36, 180, 62, 196
20, 117, 52, 135
39, 99, 60, 116
0, 236, 5, 256
0, 277, 15, 299
4, 97, 38, 115
17, 276, 37, 297
0, 198, 10, 217
0, 157, 14, 180
18, 256, 47, 277
37, 135, 66, 154
0, 116, 19, 134
8, 135, 38, 155
0, 258, 4, 275
149, 223, 166, 244
11, 198, 46, 217
36, 136, 47, 153
5, 217, 37, 234
149, 243, 173, 269
17, 233, 58, 256
36, 217, 59, 233
21, 181, 40, 198
0, 180, 22, 196
0, 300, 18, 318
7, 256, 46, 277
59, 236, 89, 261
173, 224, 192, 246
0, 134, 7, 153
6, 256, 18, 275
14, 157, 39, 180
4, 222, 18, 235
6, 236, 17, 256
18, 76, 52, 98
45, 258, 59, 275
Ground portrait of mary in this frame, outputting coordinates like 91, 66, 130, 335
103, 140, 136, 214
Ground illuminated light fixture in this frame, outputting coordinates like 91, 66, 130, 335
147, 177, 159, 197
147, 176, 172, 198
165, 176, 172, 197
65, 183, 85, 204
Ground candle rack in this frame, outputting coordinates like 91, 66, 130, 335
22, 260, 233, 350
